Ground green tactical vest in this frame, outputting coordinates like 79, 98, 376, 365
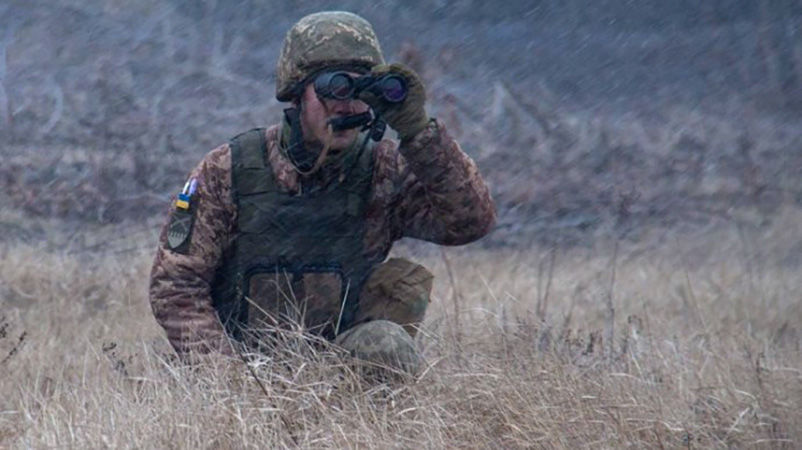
211, 128, 383, 342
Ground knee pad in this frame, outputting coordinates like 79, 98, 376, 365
335, 320, 422, 375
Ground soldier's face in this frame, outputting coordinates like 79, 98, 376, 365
299, 77, 369, 151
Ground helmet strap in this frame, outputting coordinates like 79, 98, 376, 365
282, 105, 331, 177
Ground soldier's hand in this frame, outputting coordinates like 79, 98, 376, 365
359, 63, 429, 141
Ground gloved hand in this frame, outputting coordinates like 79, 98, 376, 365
359, 63, 429, 141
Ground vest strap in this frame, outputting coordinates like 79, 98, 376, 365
231, 128, 273, 196
231, 128, 267, 169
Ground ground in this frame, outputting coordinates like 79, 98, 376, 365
1, 207, 800, 448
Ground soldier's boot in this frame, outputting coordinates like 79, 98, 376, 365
335, 319, 422, 377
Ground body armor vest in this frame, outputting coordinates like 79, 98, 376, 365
211, 128, 381, 342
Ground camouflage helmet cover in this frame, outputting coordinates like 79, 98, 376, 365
276, 11, 386, 101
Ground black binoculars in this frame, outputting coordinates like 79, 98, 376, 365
313, 71, 408, 104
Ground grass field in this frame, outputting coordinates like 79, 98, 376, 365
2, 2, 801, 447
1, 207, 800, 448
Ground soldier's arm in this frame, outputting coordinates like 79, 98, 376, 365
149, 145, 236, 357
392, 119, 496, 244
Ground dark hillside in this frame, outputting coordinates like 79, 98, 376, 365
1, 0, 800, 242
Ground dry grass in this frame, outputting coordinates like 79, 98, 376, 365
1, 209, 801, 449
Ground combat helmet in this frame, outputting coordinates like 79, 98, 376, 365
276, 11, 385, 102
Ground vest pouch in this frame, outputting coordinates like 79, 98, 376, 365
245, 271, 299, 330
245, 269, 346, 339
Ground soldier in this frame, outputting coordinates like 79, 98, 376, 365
149, 11, 495, 375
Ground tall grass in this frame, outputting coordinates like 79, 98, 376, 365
1, 209, 801, 448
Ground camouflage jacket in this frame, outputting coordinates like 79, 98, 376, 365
149, 119, 495, 356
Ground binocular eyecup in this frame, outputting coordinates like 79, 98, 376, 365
314, 71, 408, 104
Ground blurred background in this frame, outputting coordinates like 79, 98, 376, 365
1, 0, 801, 247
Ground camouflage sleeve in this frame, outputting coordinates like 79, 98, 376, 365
392, 119, 496, 245
148, 145, 236, 357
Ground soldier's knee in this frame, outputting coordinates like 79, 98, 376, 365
335, 320, 422, 376
357, 258, 433, 336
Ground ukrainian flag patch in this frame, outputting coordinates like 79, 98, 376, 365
175, 193, 190, 210
174, 178, 198, 210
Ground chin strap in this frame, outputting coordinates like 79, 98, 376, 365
282, 106, 386, 177
283, 106, 332, 176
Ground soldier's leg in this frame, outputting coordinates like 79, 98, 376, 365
335, 320, 421, 376
352, 258, 433, 337
333, 258, 433, 376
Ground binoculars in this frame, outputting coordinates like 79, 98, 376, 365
313, 71, 408, 104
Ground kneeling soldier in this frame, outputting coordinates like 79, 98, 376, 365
149, 11, 495, 375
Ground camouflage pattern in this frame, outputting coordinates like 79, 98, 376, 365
353, 258, 433, 337
334, 320, 422, 376
276, 11, 385, 101
149, 119, 496, 356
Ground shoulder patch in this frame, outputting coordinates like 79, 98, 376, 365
166, 178, 198, 253
167, 208, 194, 252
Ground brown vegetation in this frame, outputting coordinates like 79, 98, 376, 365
1, 209, 800, 448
